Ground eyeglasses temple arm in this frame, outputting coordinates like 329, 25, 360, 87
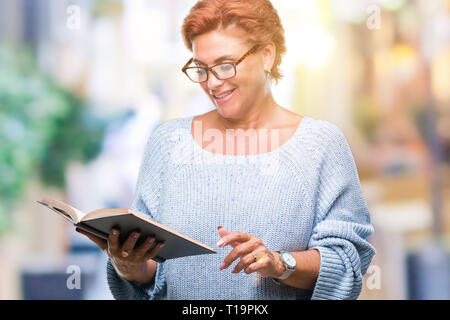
182, 58, 194, 72
235, 45, 259, 66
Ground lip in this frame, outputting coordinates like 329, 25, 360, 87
212, 88, 236, 105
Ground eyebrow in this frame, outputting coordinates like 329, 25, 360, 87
193, 54, 235, 66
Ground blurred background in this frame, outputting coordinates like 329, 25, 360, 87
0, 0, 448, 300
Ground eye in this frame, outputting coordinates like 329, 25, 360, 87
218, 64, 233, 71
195, 68, 207, 75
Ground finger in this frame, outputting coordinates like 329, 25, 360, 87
231, 251, 256, 274
217, 226, 230, 238
217, 231, 251, 248
107, 228, 120, 254
134, 236, 156, 259
143, 241, 165, 261
217, 226, 240, 248
120, 231, 140, 258
244, 251, 271, 274
76, 228, 107, 251
220, 238, 261, 270
237, 248, 268, 274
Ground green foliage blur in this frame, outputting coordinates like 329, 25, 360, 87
0, 44, 107, 237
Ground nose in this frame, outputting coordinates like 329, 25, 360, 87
206, 71, 224, 92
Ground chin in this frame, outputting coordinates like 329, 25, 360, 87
216, 103, 242, 120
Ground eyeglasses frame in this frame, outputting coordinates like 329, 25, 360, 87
181, 45, 260, 83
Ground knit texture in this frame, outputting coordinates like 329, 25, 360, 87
106, 115, 376, 300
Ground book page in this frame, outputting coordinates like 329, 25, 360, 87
82, 208, 130, 221
37, 197, 86, 223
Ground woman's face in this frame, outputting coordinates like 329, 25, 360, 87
192, 27, 272, 120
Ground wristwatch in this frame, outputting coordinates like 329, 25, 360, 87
272, 250, 296, 284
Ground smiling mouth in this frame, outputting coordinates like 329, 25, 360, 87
213, 89, 235, 98
212, 88, 236, 103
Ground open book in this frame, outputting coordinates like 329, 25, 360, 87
37, 197, 216, 263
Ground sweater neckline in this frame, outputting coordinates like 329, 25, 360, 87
187, 114, 309, 159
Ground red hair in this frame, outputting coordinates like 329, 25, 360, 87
181, 0, 286, 83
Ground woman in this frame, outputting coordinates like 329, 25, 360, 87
77, 0, 375, 300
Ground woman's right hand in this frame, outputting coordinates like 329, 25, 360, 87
76, 227, 165, 282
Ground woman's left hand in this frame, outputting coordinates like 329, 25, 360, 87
216, 226, 285, 278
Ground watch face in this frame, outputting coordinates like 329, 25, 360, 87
281, 252, 296, 268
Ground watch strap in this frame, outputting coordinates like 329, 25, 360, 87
273, 250, 296, 282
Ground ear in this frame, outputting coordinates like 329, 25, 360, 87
261, 42, 276, 73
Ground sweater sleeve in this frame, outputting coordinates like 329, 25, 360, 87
106, 122, 169, 300
308, 123, 376, 300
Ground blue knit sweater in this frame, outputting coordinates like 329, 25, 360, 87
106, 115, 376, 300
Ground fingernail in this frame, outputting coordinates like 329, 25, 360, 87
132, 232, 139, 239
122, 251, 129, 258
219, 262, 226, 270
216, 239, 224, 247
217, 226, 223, 230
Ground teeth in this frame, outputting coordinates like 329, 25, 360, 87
216, 90, 233, 99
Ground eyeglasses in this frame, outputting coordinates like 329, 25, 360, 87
182, 45, 259, 83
